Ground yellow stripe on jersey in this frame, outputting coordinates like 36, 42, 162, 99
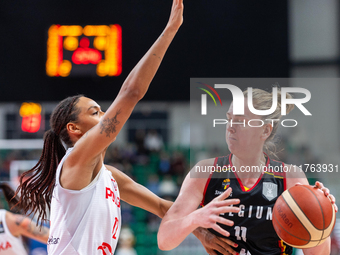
264, 171, 284, 179
244, 186, 250, 191
278, 240, 289, 255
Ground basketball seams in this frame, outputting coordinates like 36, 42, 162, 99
281, 193, 311, 241
283, 191, 323, 241
322, 204, 336, 240
273, 208, 310, 243
273, 186, 335, 248
299, 186, 325, 246
273, 198, 329, 249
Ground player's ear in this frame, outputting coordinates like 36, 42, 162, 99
262, 123, 273, 139
67, 122, 81, 135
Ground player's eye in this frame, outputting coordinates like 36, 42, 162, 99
92, 111, 99, 115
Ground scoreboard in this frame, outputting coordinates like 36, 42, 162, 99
46, 25, 122, 77
0, 0, 289, 102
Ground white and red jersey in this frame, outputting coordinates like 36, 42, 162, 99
48, 148, 121, 255
0, 209, 28, 255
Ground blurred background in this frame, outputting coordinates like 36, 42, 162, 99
0, 0, 340, 254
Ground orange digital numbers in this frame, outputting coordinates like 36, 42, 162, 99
20, 102, 42, 133
46, 25, 122, 77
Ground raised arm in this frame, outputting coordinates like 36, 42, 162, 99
157, 159, 240, 251
62, 0, 184, 190
6, 211, 49, 244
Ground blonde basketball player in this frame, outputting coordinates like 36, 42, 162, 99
158, 88, 337, 255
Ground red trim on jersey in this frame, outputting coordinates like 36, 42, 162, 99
229, 153, 269, 192
269, 159, 285, 177
200, 157, 218, 206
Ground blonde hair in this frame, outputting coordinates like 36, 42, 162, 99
243, 88, 294, 157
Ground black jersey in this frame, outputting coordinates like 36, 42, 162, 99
201, 154, 293, 255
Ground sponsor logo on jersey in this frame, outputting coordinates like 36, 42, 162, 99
215, 190, 223, 195
47, 236, 60, 245
262, 182, 278, 201
0, 221, 4, 234
222, 178, 230, 189
97, 242, 113, 255
215, 189, 233, 197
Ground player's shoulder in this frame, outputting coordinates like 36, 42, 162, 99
194, 157, 216, 168
184, 158, 215, 184
283, 164, 308, 188
283, 164, 305, 177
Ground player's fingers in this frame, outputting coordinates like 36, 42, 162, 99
206, 242, 229, 255
329, 194, 336, 203
212, 237, 234, 253
315, 181, 324, 189
207, 250, 219, 255
212, 224, 231, 238
215, 199, 240, 207
171, 0, 178, 11
217, 236, 239, 249
215, 205, 240, 216
215, 187, 232, 201
175, 0, 183, 9
216, 244, 238, 255
321, 187, 330, 196
328, 195, 338, 212
215, 216, 235, 227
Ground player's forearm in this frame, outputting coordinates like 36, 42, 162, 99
159, 199, 173, 218
302, 237, 330, 255
158, 213, 199, 250
132, 197, 172, 219
192, 227, 207, 244
121, 182, 173, 218
117, 26, 179, 101
20, 217, 49, 243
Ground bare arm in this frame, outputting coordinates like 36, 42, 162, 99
106, 164, 172, 218
62, 0, 184, 190
6, 211, 49, 244
286, 166, 336, 255
107, 164, 239, 254
157, 159, 240, 251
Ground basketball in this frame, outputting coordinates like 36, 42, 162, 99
272, 185, 336, 248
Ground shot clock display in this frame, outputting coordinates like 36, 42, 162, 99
19, 102, 42, 133
46, 25, 122, 77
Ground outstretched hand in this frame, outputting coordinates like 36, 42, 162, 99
314, 181, 338, 212
192, 187, 240, 237
166, 0, 184, 31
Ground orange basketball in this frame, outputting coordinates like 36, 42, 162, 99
272, 185, 336, 248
